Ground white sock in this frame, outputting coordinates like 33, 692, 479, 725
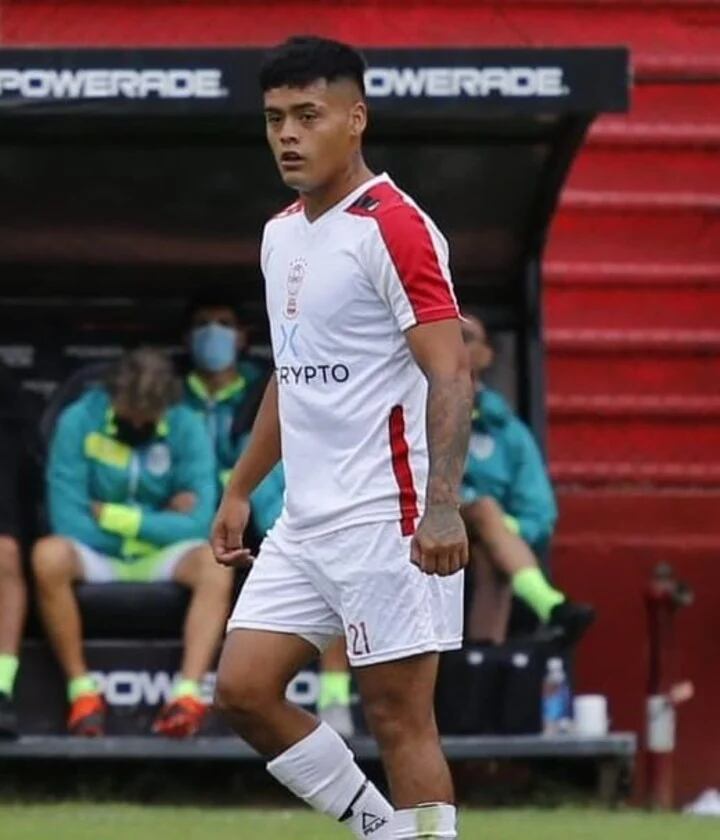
267, 722, 394, 838
393, 803, 457, 838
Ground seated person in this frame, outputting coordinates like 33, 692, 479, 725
460, 315, 593, 645
184, 293, 353, 736
32, 348, 232, 737
0, 366, 29, 738
183, 291, 284, 535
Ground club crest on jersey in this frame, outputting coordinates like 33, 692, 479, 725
285, 258, 307, 319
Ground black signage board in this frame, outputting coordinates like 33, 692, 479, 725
0, 47, 629, 120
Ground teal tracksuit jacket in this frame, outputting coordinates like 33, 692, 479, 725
462, 387, 557, 549
47, 388, 216, 558
182, 363, 285, 536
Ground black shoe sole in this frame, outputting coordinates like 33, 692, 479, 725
548, 603, 596, 648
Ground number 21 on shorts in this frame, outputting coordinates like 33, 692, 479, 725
348, 621, 371, 656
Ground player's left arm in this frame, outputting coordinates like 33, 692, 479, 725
406, 319, 474, 576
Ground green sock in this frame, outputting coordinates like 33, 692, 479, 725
318, 672, 351, 710
0, 654, 19, 697
67, 674, 99, 703
172, 678, 201, 700
512, 567, 565, 623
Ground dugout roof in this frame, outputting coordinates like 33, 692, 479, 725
0, 47, 629, 430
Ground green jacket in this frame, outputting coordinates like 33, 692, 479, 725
47, 388, 216, 558
182, 362, 285, 536
462, 388, 557, 548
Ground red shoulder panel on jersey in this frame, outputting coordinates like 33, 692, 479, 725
347, 183, 459, 325
388, 404, 419, 537
272, 199, 303, 220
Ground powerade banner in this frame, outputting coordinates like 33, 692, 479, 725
0, 47, 629, 117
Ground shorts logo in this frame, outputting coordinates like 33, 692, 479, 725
145, 443, 171, 476
362, 812, 388, 835
285, 258, 307, 319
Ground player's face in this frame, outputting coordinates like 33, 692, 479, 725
263, 79, 367, 193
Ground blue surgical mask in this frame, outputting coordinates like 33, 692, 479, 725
191, 323, 238, 372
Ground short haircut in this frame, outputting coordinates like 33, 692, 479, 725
184, 290, 243, 328
259, 36, 366, 97
106, 348, 181, 415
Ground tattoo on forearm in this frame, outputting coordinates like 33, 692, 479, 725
426, 371, 473, 507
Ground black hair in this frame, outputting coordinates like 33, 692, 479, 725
259, 36, 366, 97
184, 289, 243, 328
106, 348, 181, 414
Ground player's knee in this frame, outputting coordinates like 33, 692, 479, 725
197, 545, 232, 588
466, 497, 504, 541
214, 669, 275, 724
185, 544, 232, 591
363, 692, 434, 748
0, 536, 21, 579
32, 536, 75, 586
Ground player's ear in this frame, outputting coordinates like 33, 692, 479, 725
349, 100, 367, 137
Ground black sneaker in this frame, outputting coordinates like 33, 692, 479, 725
547, 601, 596, 648
0, 692, 18, 739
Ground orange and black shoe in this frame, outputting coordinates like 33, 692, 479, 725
152, 695, 207, 739
68, 693, 106, 737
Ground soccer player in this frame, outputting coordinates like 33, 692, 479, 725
184, 293, 355, 736
460, 315, 594, 645
212, 37, 472, 840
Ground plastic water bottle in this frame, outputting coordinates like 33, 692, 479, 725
542, 657, 572, 735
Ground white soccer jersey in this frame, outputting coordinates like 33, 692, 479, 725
261, 172, 460, 538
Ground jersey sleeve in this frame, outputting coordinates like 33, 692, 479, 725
363, 204, 460, 332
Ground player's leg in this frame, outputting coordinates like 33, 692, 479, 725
462, 496, 594, 642
31, 535, 104, 734
216, 533, 395, 838
153, 541, 234, 737
355, 652, 458, 838
318, 637, 354, 737
0, 535, 25, 737
465, 539, 512, 644
216, 629, 394, 838
330, 521, 462, 838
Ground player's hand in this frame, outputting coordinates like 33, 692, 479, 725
211, 494, 254, 567
410, 502, 469, 576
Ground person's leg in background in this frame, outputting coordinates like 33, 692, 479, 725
357, 653, 457, 839
31, 535, 105, 735
462, 496, 594, 643
216, 629, 395, 839
318, 637, 355, 737
465, 539, 512, 645
0, 535, 26, 738
153, 542, 233, 737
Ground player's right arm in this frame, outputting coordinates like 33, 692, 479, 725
211, 375, 281, 566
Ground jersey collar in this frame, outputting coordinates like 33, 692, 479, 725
300, 172, 391, 227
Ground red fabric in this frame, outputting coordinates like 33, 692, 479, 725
388, 404, 419, 536
348, 183, 458, 325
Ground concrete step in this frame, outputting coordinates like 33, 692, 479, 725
545, 266, 720, 329
564, 147, 720, 195
556, 487, 720, 538
547, 208, 720, 264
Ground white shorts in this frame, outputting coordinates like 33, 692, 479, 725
70, 539, 206, 584
226, 520, 464, 667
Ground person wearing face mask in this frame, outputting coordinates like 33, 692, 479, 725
32, 348, 232, 737
183, 292, 285, 540
460, 315, 594, 646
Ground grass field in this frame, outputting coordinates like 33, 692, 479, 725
1, 804, 718, 839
